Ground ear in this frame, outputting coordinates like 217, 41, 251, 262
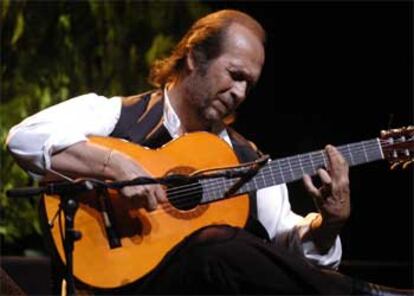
185, 49, 196, 72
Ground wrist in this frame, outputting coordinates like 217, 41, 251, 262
101, 149, 126, 179
309, 215, 342, 254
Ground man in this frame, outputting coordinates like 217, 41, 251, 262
6, 9, 411, 295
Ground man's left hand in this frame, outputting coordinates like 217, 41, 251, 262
303, 144, 351, 226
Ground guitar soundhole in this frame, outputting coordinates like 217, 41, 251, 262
167, 180, 203, 211
165, 166, 203, 211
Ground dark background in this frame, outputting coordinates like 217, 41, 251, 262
206, 0, 413, 287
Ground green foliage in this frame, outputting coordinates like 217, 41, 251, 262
1, 0, 210, 254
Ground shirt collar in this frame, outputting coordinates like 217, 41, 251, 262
162, 88, 232, 146
163, 88, 183, 139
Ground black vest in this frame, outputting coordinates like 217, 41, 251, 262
110, 90, 269, 240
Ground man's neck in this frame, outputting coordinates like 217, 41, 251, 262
166, 82, 212, 133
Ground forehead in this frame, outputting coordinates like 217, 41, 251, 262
219, 23, 265, 78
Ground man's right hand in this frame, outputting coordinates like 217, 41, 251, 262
107, 150, 168, 211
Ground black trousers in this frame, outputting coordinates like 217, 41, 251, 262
105, 224, 354, 295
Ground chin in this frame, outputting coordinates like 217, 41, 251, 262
203, 108, 218, 121
201, 114, 221, 131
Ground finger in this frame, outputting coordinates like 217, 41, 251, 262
145, 192, 158, 211
317, 168, 332, 186
303, 174, 320, 198
326, 146, 350, 191
120, 186, 136, 199
325, 145, 348, 178
155, 185, 167, 203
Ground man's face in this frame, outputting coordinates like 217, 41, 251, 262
186, 23, 265, 128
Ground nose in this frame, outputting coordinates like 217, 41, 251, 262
231, 80, 248, 104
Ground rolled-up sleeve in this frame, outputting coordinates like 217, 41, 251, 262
6, 93, 121, 176
256, 184, 342, 269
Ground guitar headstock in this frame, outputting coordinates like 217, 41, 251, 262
380, 126, 414, 169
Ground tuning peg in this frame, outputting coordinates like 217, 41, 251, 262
381, 129, 391, 137
390, 162, 400, 170
402, 160, 413, 169
381, 126, 414, 138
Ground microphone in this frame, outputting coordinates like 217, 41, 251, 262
6, 179, 96, 198
6, 186, 45, 198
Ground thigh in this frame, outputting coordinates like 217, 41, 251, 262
126, 224, 353, 295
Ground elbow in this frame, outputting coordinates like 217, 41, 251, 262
6, 126, 22, 158
6, 126, 46, 176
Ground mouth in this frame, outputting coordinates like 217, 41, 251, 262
218, 96, 234, 111
212, 99, 229, 117
203, 96, 235, 122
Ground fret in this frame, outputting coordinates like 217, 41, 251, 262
213, 178, 224, 201
287, 155, 302, 181
316, 151, 324, 170
239, 178, 251, 194
316, 151, 326, 168
340, 143, 364, 165
308, 151, 316, 173
346, 144, 354, 165
283, 158, 295, 182
362, 142, 369, 162
201, 177, 226, 203
338, 140, 383, 166
278, 158, 291, 182
321, 151, 328, 168
259, 169, 267, 188
376, 138, 385, 159
288, 158, 295, 181
250, 171, 261, 189
364, 139, 383, 161
269, 164, 277, 186
273, 160, 285, 183
299, 153, 313, 175
200, 138, 384, 202
297, 154, 305, 175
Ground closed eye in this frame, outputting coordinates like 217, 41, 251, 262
228, 70, 254, 92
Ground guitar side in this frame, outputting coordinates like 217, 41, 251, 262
42, 132, 250, 289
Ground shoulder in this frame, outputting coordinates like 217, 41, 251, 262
120, 89, 163, 107
226, 126, 261, 154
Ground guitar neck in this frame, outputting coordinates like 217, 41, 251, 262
241, 138, 384, 192
201, 138, 384, 202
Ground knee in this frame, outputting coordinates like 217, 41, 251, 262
189, 224, 239, 245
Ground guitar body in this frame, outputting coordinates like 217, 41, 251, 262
42, 132, 249, 289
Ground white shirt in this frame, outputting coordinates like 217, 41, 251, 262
6, 92, 342, 268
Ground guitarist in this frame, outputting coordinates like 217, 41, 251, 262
6, 9, 411, 295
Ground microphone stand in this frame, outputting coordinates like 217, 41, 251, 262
7, 180, 97, 296
60, 192, 81, 296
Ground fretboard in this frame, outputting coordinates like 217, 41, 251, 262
200, 138, 383, 203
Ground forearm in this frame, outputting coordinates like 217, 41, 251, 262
50, 141, 115, 180
50, 140, 153, 184
257, 186, 341, 268
306, 214, 343, 254
293, 213, 342, 269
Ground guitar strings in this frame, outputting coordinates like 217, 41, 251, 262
163, 137, 409, 198
142, 139, 398, 215
147, 139, 406, 214
164, 139, 386, 199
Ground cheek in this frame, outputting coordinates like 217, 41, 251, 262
207, 67, 232, 93
216, 74, 233, 93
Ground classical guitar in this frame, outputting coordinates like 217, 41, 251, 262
42, 127, 414, 289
